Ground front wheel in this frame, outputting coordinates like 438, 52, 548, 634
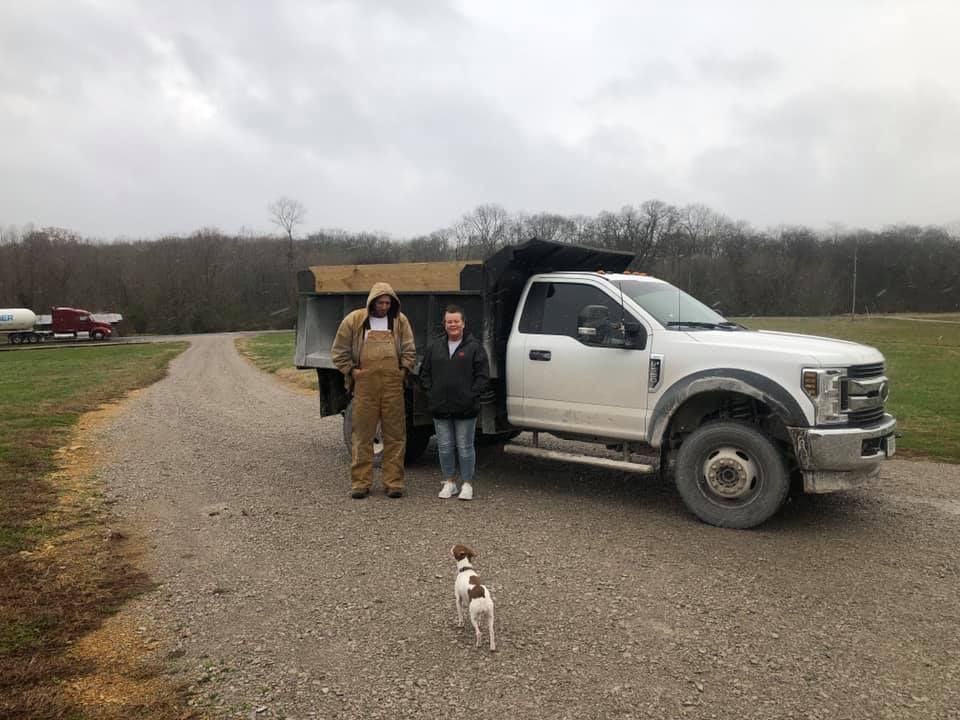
674, 421, 790, 529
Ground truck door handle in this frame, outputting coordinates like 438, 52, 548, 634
529, 349, 551, 361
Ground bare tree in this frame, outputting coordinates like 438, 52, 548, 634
267, 196, 306, 319
455, 204, 509, 259
268, 196, 306, 245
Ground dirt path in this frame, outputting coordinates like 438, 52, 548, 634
93, 335, 959, 719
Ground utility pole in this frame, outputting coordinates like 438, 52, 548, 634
850, 239, 858, 320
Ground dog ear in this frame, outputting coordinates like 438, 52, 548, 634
451, 544, 469, 561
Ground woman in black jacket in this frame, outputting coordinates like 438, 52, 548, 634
418, 305, 490, 500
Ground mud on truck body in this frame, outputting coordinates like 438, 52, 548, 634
295, 239, 897, 528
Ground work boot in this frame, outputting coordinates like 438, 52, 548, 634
458, 482, 474, 501
351, 488, 369, 499
386, 488, 404, 498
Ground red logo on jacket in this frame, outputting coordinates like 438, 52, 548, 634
457, 351, 466, 357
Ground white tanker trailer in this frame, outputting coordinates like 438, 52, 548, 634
0, 309, 42, 343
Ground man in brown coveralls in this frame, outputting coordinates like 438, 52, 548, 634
331, 283, 416, 499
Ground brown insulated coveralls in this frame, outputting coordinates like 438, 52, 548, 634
330, 283, 416, 492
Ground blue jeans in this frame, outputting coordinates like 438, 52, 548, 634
433, 416, 477, 484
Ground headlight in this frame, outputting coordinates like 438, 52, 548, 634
802, 368, 844, 425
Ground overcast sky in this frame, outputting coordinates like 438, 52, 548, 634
1, 1, 958, 240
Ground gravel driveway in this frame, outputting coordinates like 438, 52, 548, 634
97, 335, 959, 720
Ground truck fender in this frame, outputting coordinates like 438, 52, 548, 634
647, 369, 808, 448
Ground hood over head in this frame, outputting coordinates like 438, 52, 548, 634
366, 282, 400, 318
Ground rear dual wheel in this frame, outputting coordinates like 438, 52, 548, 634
342, 401, 432, 466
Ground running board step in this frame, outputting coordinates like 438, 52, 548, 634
503, 444, 656, 474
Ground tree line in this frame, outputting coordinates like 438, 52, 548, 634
1, 200, 958, 335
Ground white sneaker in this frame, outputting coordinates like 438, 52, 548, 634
458, 482, 474, 501
438, 480, 458, 499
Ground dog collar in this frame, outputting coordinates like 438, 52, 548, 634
458, 566, 475, 573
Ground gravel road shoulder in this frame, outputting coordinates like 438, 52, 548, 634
92, 336, 960, 719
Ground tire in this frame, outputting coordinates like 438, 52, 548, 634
10, 334, 22, 345
404, 427, 432, 464
476, 429, 522, 446
341, 402, 432, 466
674, 420, 790, 529
91, 330, 105, 341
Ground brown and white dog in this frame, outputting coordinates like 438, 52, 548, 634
450, 544, 496, 651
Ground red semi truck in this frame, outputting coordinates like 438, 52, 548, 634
0, 307, 115, 344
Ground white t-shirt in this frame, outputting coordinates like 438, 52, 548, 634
448, 340, 462, 357
364, 315, 389, 340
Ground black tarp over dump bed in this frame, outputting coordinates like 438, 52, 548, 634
295, 239, 633, 370
478, 239, 634, 377
294, 239, 634, 418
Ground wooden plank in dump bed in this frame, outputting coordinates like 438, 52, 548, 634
306, 261, 480, 293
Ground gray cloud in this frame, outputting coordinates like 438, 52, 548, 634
694, 53, 781, 88
1, 2, 958, 238
690, 86, 960, 228
592, 60, 684, 100
593, 52, 780, 102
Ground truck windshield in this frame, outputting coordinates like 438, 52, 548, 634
616, 279, 740, 330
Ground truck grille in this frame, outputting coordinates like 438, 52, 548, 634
847, 406, 885, 427
842, 364, 888, 427
847, 362, 884, 379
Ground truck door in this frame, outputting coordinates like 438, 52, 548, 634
508, 280, 651, 440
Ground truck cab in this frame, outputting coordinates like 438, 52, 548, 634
504, 269, 895, 527
50, 307, 114, 340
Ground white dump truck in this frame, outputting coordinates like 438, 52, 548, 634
295, 239, 897, 528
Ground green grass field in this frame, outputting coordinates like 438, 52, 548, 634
0, 344, 187, 496
1, 342, 188, 719
239, 318, 960, 464
735, 315, 960, 463
235, 332, 317, 390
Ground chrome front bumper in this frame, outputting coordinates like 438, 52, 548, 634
788, 414, 897, 494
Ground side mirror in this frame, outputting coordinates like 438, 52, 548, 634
623, 321, 647, 350
577, 305, 611, 343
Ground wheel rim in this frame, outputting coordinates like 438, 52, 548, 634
699, 446, 761, 505
372, 425, 384, 457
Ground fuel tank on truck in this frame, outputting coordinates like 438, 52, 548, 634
0, 309, 38, 332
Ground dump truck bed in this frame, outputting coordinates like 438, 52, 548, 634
294, 261, 485, 374
294, 240, 635, 421
295, 239, 634, 374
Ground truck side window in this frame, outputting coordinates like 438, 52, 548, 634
518, 283, 548, 333
521, 282, 637, 347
